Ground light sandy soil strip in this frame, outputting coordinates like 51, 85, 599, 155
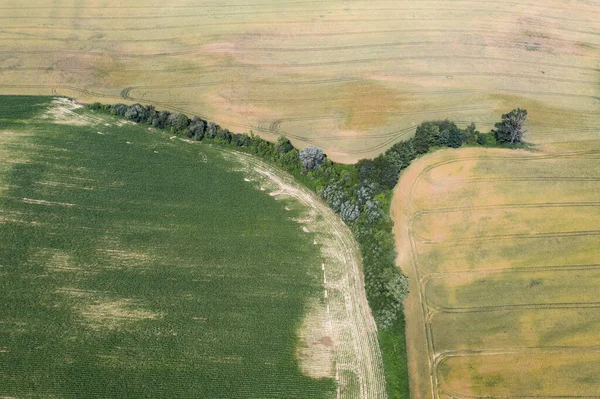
42, 97, 108, 126
220, 149, 387, 399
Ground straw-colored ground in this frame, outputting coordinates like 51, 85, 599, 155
0, 0, 598, 162
391, 143, 600, 399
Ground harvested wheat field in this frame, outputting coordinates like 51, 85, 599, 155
391, 144, 600, 399
0, 0, 598, 162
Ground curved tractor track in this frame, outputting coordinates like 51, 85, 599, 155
1, 0, 599, 162
392, 147, 600, 399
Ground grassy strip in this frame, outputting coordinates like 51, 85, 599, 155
379, 315, 410, 398
0, 95, 54, 121
87, 101, 527, 397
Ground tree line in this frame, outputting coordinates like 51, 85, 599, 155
88, 101, 527, 330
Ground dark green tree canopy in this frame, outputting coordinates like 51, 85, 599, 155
413, 123, 440, 154
275, 135, 294, 154
493, 108, 528, 144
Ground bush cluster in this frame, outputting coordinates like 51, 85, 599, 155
87, 102, 522, 331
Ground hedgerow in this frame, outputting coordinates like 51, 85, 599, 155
87, 101, 527, 398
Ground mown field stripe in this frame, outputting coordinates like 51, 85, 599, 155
0, 0, 596, 13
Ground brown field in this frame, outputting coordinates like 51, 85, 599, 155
392, 145, 600, 399
0, 0, 598, 162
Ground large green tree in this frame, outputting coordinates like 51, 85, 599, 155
413, 123, 440, 154
493, 108, 528, 144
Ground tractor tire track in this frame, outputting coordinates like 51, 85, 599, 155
423, 263, 600, 281
412, 202, 600, 217
435, 348, 600, 399
398, 148, 600, 399
409, 201, 600, 243
0, 7, 596, 24
2, 33, 596, 57
3, 21, 598, 37
422, 263, 600, 310
415, 151, 600, 187
0, 0, 595, 14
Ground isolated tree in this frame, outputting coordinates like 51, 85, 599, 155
493, 108, 528, 144
299, 146, 326, 173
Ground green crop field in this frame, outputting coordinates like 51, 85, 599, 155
0, 96, 344, 398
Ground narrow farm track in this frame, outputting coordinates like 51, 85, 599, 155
412, 202, 600, 216
0, 7, 596, 22
392, 147, 600, 399
4, 50, 599, 76
423, 263, 600, 280
1, 0, 598, 162
215, 149, 387, 399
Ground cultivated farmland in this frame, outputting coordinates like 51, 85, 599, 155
0, 1, 598, 162
0, 96, 384, 398
391, 145, 600, 399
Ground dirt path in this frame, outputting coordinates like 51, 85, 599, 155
219, 149, 387, 399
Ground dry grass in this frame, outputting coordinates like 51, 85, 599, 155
0, 0, 597, 162
391, 146, 600, 398
296, 299, 336, 380
80, 298, 161, 330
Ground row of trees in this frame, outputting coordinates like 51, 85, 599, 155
88, 101, 527, 330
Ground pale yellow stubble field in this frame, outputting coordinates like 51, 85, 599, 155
0, 0, 598, 162
391, 144, 600, 399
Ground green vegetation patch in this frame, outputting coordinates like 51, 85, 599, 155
0, 95, 54, 121
0, 97, 335, 398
